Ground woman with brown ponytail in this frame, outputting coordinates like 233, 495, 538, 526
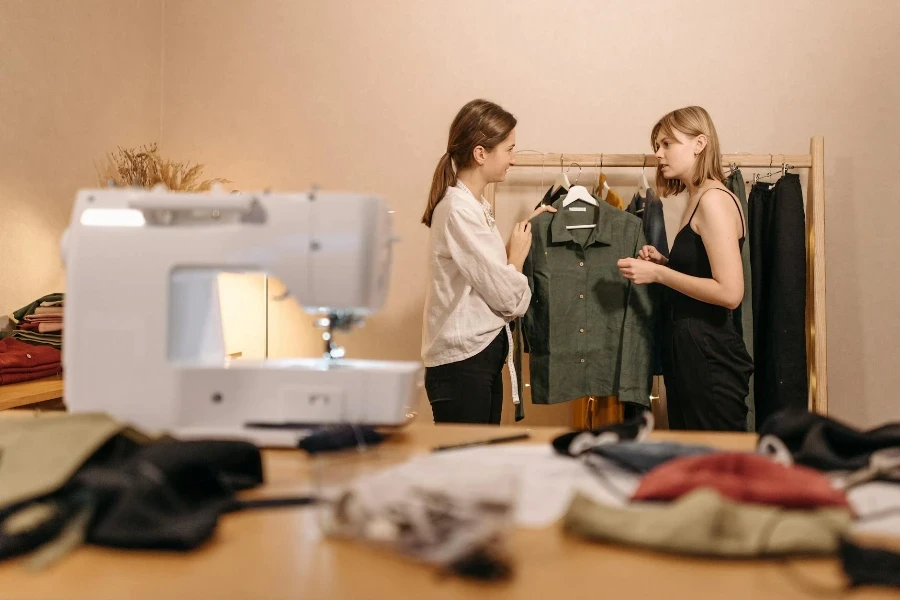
421, 99, 555, 424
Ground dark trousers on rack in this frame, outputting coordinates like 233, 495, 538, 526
425, 330, 507, 424
748, 174, 809, 431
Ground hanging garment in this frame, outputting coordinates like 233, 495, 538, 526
626, 187, 668, 377
521, 193, 655, 408
758, 408, 900, 472
626, 187, 668, 258
748, 174, 808, 431
632, 452, 850, 510
662, 188, 753, 431
564, 488, 850, 558
594, 173, 624, 210
534, 184, 567, 209
725, 169, 755, 431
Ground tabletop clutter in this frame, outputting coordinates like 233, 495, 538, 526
1, 410, 900, 590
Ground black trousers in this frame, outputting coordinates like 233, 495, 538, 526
749, 174, 808, 430
425, 330, 507, 424
662, 313, 753, 432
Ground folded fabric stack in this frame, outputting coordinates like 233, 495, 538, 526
0, 337, 62, 384
2, 293, 64, 349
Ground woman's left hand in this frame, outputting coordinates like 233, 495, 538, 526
617, 257, 663, 285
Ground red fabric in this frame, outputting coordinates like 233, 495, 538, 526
0, 364, 62, 375
0, 365, 62, 385
0, 337, 62, 369
632, 452, 849, 510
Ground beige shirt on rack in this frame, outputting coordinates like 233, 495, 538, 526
421, 183, 531, 368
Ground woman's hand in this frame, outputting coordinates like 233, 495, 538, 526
638, 245, 668, 265
529, 204, 558, 221
507, 221, 532, 272
618, 257, 663, 285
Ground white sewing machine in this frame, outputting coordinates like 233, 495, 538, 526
61, 187, 423, 446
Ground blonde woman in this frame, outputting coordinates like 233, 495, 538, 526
618, 106, 752, 431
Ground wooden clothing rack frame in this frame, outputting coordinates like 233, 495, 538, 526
491, 136, 827, 415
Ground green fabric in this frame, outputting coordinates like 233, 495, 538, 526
5, 330, 62, 348
522, 194, 656, 407
725, 172, 755, 432
564, 488, 851, 558
10, 293, 64, 324
0, 413, 130, 512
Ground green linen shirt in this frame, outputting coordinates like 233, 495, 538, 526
521, 193, 655, 407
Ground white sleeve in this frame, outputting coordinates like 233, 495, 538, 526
443, 207, 531, 319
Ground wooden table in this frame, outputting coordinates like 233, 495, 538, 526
0, 375, 63, 410
0, 423, 896, 600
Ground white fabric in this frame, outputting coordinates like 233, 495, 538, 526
421, 183, 530, 370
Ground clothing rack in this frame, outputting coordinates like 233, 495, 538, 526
491, 136, 827, 415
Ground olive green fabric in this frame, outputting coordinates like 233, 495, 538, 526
564, 488, 851, 558
522, 194, 655, 407
0, 413, 149, 511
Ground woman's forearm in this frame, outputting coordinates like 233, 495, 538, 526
657, 266, 742, 310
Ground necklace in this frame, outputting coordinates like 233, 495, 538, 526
456, 180, 495, 228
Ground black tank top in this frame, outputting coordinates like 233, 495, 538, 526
666, 186, 745, 322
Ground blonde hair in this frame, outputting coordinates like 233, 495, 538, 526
651, 106, 725, 197
422, 99, 516, 227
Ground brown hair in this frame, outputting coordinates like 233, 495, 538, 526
651, 106, 726, 197
421, 99, 517, 227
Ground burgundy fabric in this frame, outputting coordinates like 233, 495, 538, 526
632, 452, 850, 510
0, 338, 61, 369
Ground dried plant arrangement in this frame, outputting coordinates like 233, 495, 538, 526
96, 143, 230, 191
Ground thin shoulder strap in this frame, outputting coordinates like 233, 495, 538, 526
688, 186, 745, 238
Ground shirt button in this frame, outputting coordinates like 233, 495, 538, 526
579, 294, 584, 299
26, 353, 32, 359
579, 328, 585, 333
579, 261, 584, 267
580, 358, 585, 363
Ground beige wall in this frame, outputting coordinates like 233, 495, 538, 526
5, 1, 899, 428
159, 0, 900, 428
0, 0, 162, 314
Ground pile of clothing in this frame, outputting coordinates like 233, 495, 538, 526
0, 337, 62, 385
0, 413, 312, 569
0, 293, 65, 385
2, 293, 64, 349
554, 409, 900, 590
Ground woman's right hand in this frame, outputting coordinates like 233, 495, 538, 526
638, 245, 668, 265
507, 221, 532, 272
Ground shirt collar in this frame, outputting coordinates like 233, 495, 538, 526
548, 192, 614, 247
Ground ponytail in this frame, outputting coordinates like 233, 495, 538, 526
422, 152, 456, 227
421, 99, 517, 228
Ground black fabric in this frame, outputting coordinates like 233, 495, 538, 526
626, 189, 669, 258
0, 437, 268, 558
535, 185, 567, 209
589, 441, 715, 474
76, 439, 263, 550
662, 316, 752, 431
748, 175, 808, 430
298, 425, 385, 454
425, 330, 507, 424
662, 188, 753, 431
552, 412, 650, 457
840, 537, 900, 588
627, 189, 667, 376
759, 408, 900, 471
